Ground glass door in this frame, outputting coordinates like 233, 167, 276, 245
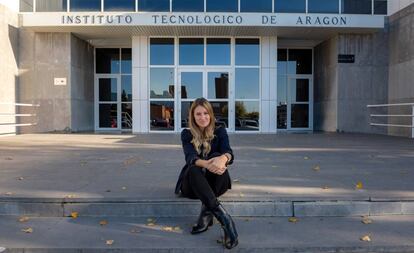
288, 77, 312, 130
178, 69, 231, 131
95, 75, 120, 130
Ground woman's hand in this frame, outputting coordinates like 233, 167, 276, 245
206, 155, 228, 175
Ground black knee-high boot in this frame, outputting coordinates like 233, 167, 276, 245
211, 203, 238, 249
191, 203, 214, 234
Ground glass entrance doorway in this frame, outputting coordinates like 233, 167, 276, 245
178, 69, 231, 131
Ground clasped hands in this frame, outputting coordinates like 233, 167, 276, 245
195, 155, 228, 175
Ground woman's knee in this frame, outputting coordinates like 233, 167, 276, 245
188, 165, 203, 177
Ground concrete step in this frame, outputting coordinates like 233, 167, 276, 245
1, 198, 414, 217
1, 215, 414, 253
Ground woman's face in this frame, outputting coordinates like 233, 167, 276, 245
193, 105, 210, 129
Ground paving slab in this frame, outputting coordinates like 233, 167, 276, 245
0, 132, 413, 203
0, 215, 414, 252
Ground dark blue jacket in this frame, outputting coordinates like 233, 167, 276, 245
175, 127, 234, 194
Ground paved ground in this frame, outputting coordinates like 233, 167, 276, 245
0, 132, 413, 202
1, 215, 414, 252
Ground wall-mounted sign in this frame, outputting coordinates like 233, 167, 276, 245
22, 13, 385, 29
338, 54, 355, 63
54, 77, 67, 86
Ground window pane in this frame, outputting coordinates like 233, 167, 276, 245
99, 104, 117, 128
179, 38, 204, 65
208, 72, 229, 99
150, 68, 175, 98
36, 0, 67, 11
20, 0, 33, 12
207, 38, 231, 65
121, 76, 132, 102
173, 0, 204, 12
181, 72, 203, 99
96, 48, 120, 74
277, 49, 287, 75
150, 101, 174, 131
70, 0, 101, 11
374, 0, 387, 14
308, 0, 339, 13
235, 101, 259, 131
277, 75, 287, 103
235, 68, 259, 99
342, 0, 372, 14
241, 0, 272, 12
274, 0, 306, 13
211, 102, 228, 128
122, 103, 133, 129
181, 101, 193, 128
291, 104, 309, 128
105, 0, 135, 11
139, 0, 170, 11
207, 0, 238, 12
290, 79, 309, 102
235, 39, 260, 66
99, 78, 117, 101
150, 38, 174, 65
121, 48, 132, 74
288, 49, 312, 75
277, 104, 287, 129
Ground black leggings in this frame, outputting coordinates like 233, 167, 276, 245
181, 163, 231, 210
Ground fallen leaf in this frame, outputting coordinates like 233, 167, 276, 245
17, 177, 24, 180
100, 220, 108, 226
313, 166, 320, 171
121, 187, 127, 190
173, 226, 180, 231
4, 192, 13, 196
106, 240, 114, 245
233, 179, 240, 183
64, 194, 76, 199
288, 217, 298, 223
19, 216, 30, 222
356, 182, 363, 190
360, 235, 371, 242
147, 222, 155, 226
71, 212, 79, 218
162, 226, 174, 232
147, 218, 155, 222
322, 186, 329, 190
304, 156, 309, 160
4, 157, 13, 160
361, 217, 372, 224
21, 227, 33, 233
239, 193, 245, 197
271, 165, 279, 168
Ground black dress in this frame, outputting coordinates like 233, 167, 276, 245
175, 127, 234, 201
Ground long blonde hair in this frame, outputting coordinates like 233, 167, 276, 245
188, 98, 216, 157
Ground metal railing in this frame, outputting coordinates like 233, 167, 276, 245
367, 102, 414, 138
0, 103, 40, 134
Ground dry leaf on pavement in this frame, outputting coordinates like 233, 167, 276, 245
17, 177, 24, 180
21, 228, 33, 233
360, 235, 371, 242
100, 220, 108, 226
106, 240, 114, 245
304, 156, 309, 160
162, 226, 174, 232
361, 217, 373, 224
313, 166, 320, 171
71, 212, 79, 218
288, 217, 298, 223
19, 216, 30, 222
355, 182, 363, 189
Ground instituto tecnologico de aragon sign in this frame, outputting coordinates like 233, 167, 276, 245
22, 13, 384, 28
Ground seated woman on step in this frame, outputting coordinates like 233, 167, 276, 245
174, 97, 238, 249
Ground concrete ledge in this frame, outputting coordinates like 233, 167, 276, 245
0, 203, 62, 216
294, 201, 371, 217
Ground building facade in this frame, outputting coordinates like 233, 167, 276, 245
1, 0, 413, 137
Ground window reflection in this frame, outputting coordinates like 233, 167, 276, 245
99, 78, 117, 102
181, 101, 193, 128
96, 48, 120, 74
308, 0, 339, 13
99, 104, 117, 128
20, 0, 34, 12
150, 68, 175, 98
235, 101, 259, 131
274, 0, 306, 13
179, 38, 204, 65
241, 0, 272, 12
36, 0, 67, 12
211, 102, 228, 128
288, 49, 313, 75
277, 49, 287, 75
150, 38, 174, 65
207, 0, 238, 12
236, 39, 260, 66
121, 76, 132, 102
181, 72, 203, 99
70, 0, 101, 11
173, 0, 204, 12
208, 72, 229, 99
104, 0, 135, 11
121, 48, 132, 74
139, 0, 170, 11
150, 101, 174, 131
235, 68, 259, 99
207, 38, 231, 65
374, 0, 387, 14
342, 0, 372, 14
122, 103, 133, 129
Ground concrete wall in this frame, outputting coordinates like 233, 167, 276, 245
0, 4, 19, 135
70, 35, 94, 132
314, 37, 338, 132
389, 0, 414, 15
387, 2, 414, 137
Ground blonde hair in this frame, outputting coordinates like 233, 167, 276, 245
188, 98, 216, 157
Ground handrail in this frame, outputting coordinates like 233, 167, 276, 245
367, 102, 414, 138
0, 102, 39, 135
